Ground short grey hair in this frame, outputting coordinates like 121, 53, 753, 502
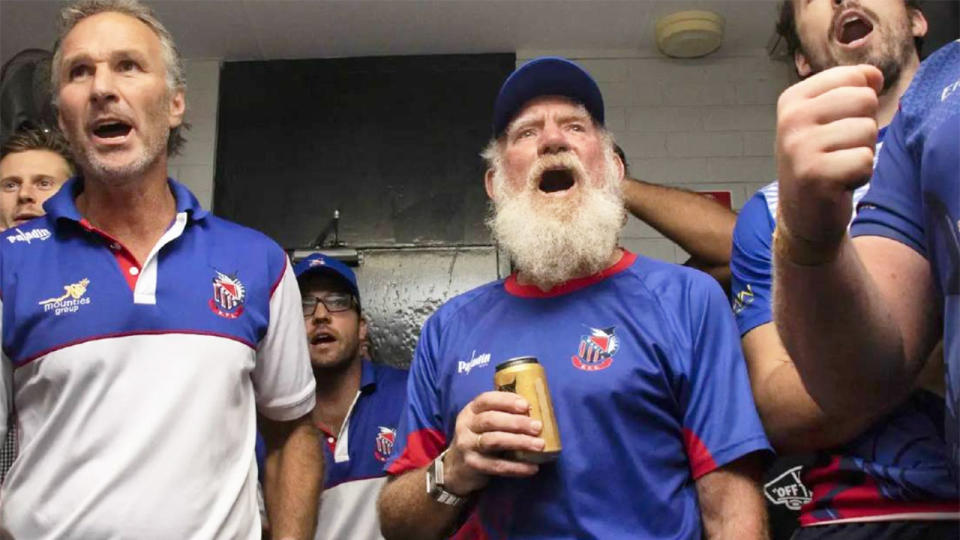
51, 0, 187, 155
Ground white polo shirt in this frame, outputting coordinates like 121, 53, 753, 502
0, 178, 316, 538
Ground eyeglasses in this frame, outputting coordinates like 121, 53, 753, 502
302, 293, 355, 317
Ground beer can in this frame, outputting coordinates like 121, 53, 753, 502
493, 356, 561, 463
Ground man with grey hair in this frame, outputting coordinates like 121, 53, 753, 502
0, 1, 322, 538
378, 57, 771, 539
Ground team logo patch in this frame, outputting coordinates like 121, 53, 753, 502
732, 284, 755, 315
572, 326, 619, 371
7, 227, 51, 244
39, 278, 91, 316
764, 465, 811, 511
209, 270, 246, 319
374, 426, 396, 462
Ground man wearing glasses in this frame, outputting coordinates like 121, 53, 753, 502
293, 253, 408, 540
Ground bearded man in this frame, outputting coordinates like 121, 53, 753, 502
377, 57, 772, 540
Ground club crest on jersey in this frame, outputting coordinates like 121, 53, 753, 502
38, 278, 91, 316
572, 326, 619, 371
374, 426, 397, 462
209, 270, 246, 319
764, 465, 811, 511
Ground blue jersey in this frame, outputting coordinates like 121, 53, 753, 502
316, 360, 407, 540
732, 132, 958, 524
386, 251, 770, 539
851, 40, 960, 484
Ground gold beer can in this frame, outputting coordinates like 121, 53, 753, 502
494, 356, 561, 463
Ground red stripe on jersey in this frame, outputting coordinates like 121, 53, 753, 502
268, 257, 287, 297
385, 428, 446, 475
800, 455, 960, 525
504, 249, 637, 298
683, 428, 718, 479
15, 329, 257, 368
452, 510, 494, 540
79, 218, 141, 291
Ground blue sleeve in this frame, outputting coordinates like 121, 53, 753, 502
850, 93, 926, 257
384, 314, 447, 475
730, 190, 777, 336
681, 275, 772, 478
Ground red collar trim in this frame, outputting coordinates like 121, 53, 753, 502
504, 249, 637, 298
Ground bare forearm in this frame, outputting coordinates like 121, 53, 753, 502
264, 420, 323, 540
378, 470, 465, 540
755, 359, 875, 453
623, 178, 735, 264
696, 456, 768, 540
772, 237, 926, 417
743, 325, 879, 453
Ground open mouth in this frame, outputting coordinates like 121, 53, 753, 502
91, 120, 133, 140
310, 333, 336, 345
836, 12, 873, 45
538, 168, 576, 193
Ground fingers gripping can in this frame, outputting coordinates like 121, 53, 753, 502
494, 356, 561, 463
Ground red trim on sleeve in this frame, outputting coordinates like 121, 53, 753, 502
682, 428, 718, 480
452, 511, 493, 540
385, 428, 446, 475
269, 256, 287, 298
504, 249, 637, 298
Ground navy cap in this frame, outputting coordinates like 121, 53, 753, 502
294, 253, 360, 301
492, 57, 604, 137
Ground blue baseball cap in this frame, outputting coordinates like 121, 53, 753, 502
294, 253, 360, 302
492, 57, 605, 138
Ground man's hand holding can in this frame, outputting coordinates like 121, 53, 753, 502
441, 391, 546, 496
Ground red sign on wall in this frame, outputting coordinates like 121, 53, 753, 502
700, 190, 732, 209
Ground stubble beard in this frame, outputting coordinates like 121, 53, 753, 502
71, 98, 171, 184
807, 10, 915, 94
487, 149, 626, 290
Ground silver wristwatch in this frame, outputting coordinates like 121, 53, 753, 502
426, 448, 467, 506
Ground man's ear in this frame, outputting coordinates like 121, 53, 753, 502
613, 149, 625, 181
910, 8, 928, 40
358, 316, 368, 343
794, 49, 813, 78
484, 168, 497, 200
168, 88, 186, 128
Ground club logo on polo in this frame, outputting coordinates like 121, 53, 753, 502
374, 426, 397, 462
572, 326, 618, 371
209, 270, 246, 319
39, 278, 92, 316
764, 465, 811, 511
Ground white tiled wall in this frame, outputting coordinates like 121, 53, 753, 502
168, 59, 221, 210
519, 51, 795, 263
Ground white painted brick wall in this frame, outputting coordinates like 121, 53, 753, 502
519, 50, 795, 264
168, 59, 221, 210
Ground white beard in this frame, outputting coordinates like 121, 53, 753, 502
487, 150, 625, 290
